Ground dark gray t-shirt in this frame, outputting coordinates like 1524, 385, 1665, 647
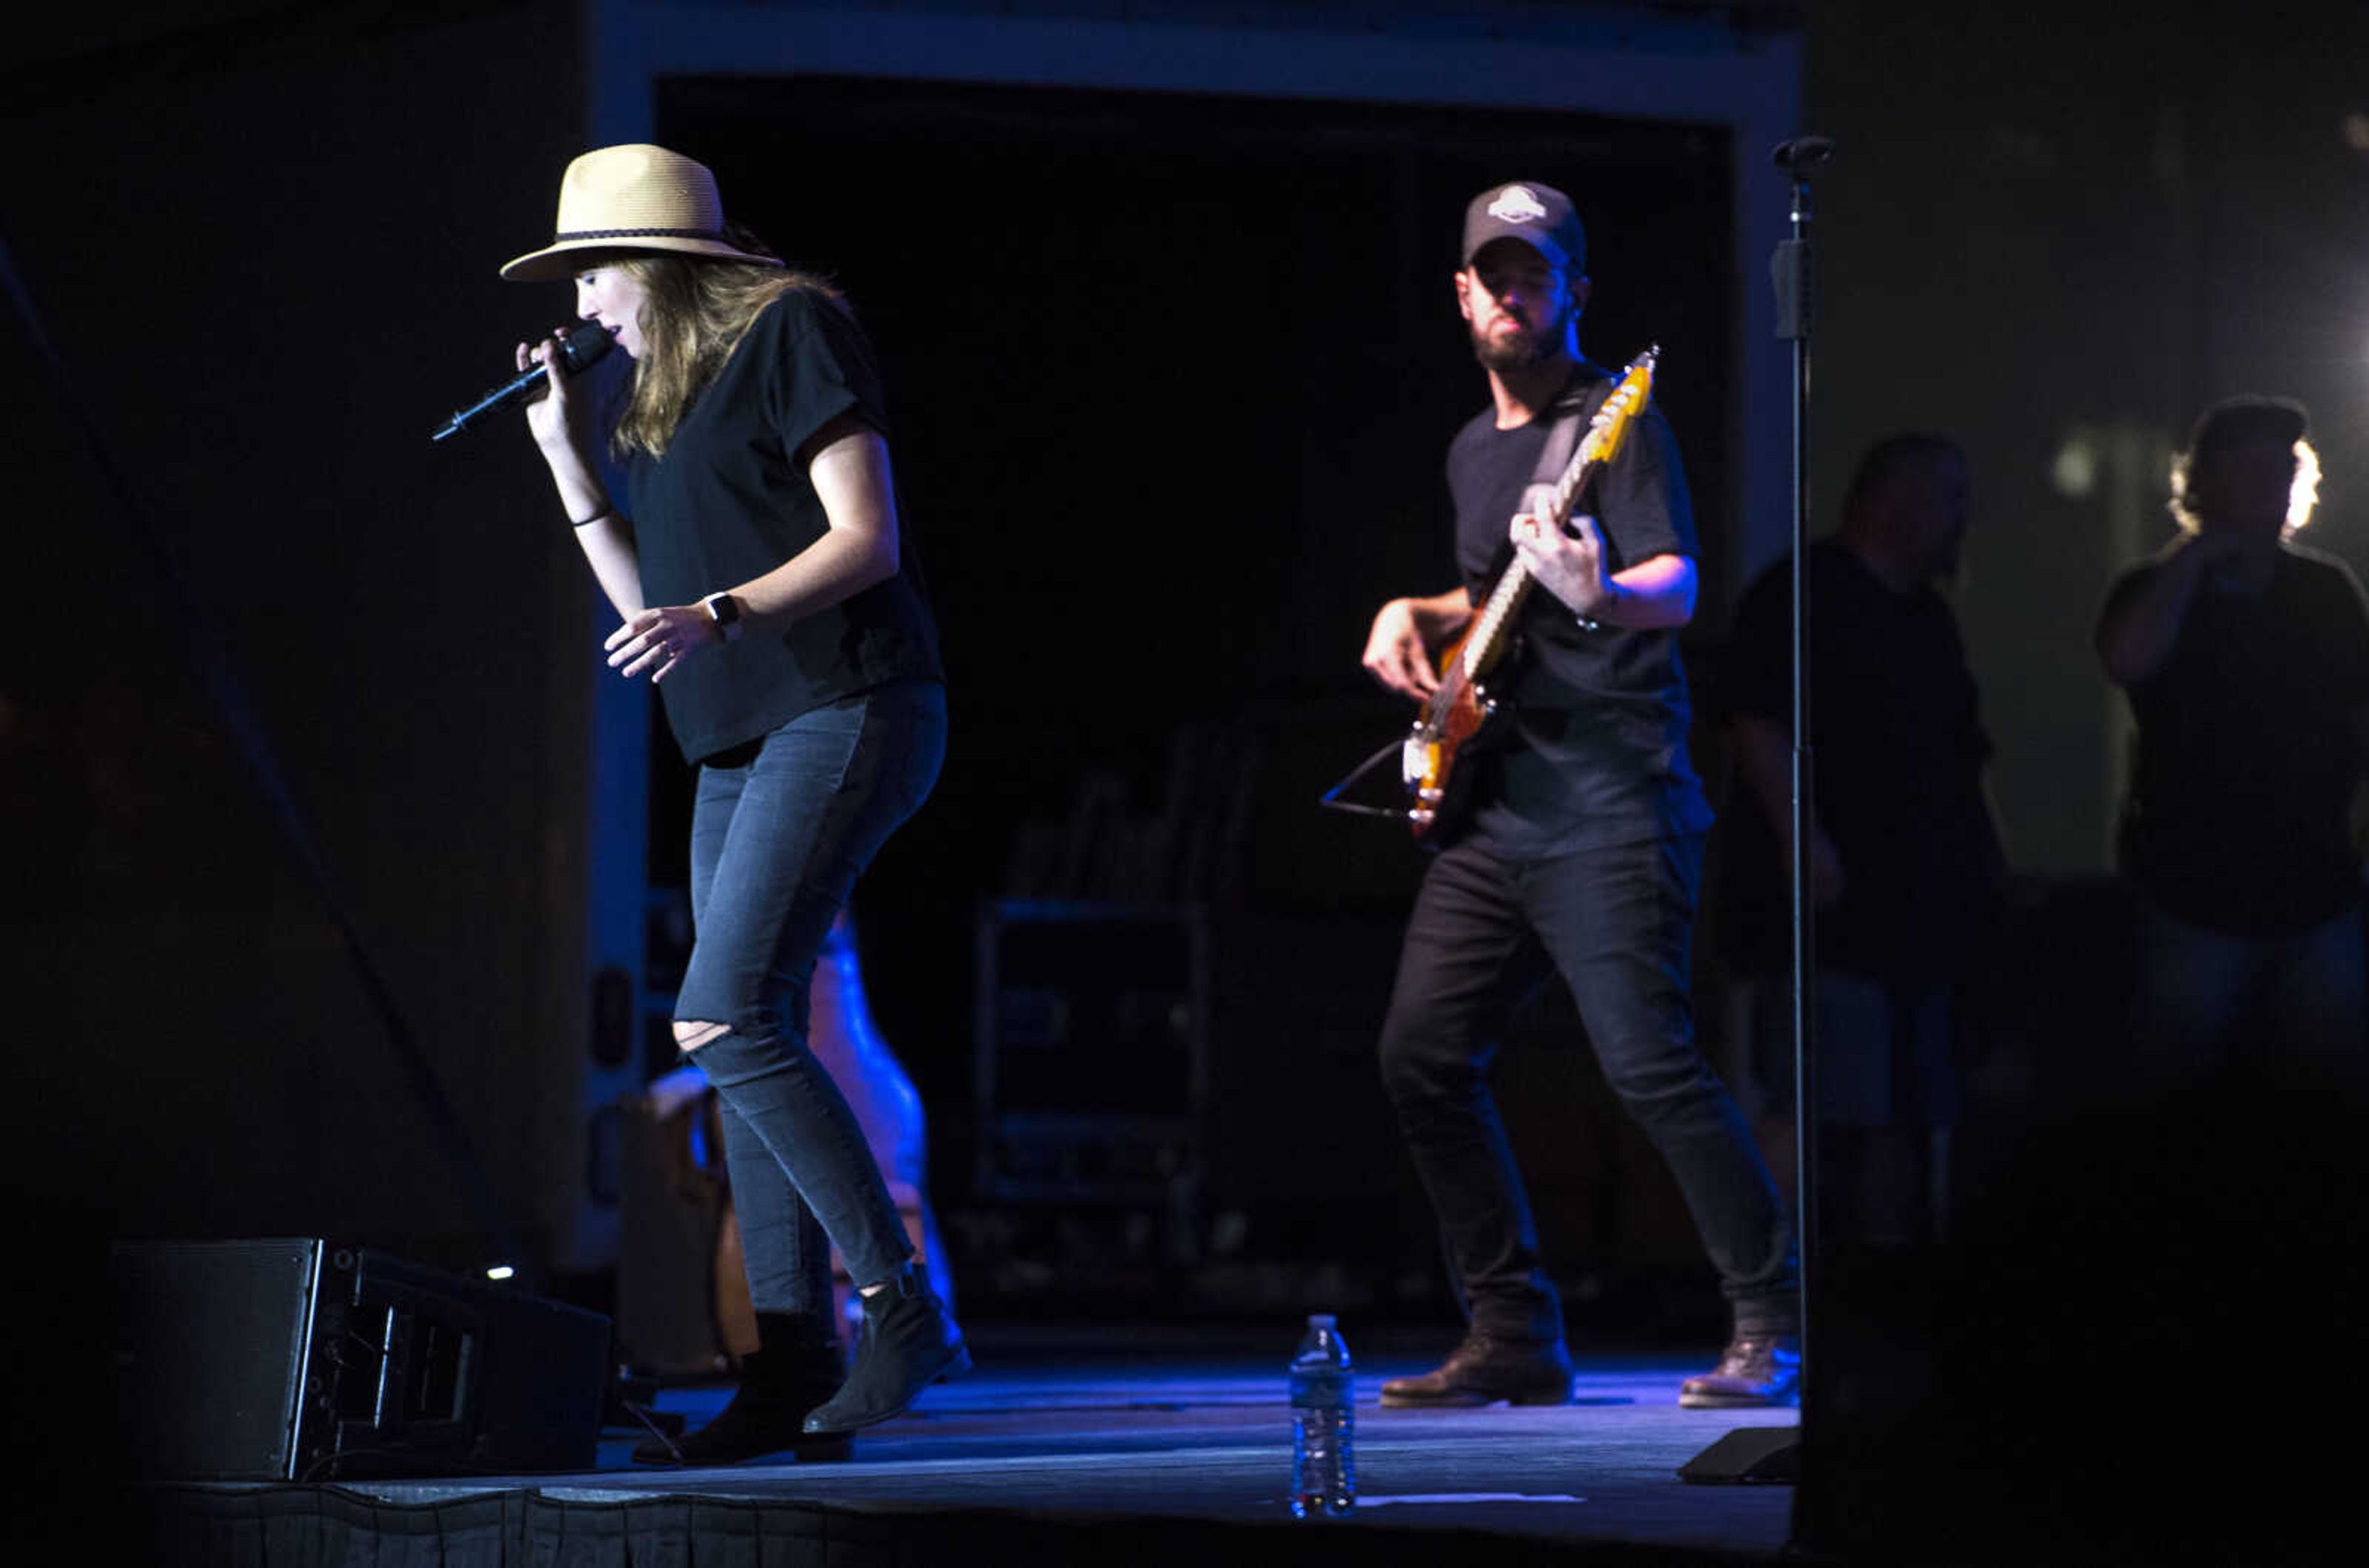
1444, 366, 1713, 855
627, 289, 943, 764
1722, 537, 2004, 981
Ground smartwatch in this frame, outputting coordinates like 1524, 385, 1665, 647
700, 592, 743, 642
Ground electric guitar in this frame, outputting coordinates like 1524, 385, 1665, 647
1401, 346, 1659, 837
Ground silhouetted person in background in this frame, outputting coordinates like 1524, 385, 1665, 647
1721, 434, 2007, 1245
2095, 397, 2368, 1078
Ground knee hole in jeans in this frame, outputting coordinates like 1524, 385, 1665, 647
674, 1019, 729, 1053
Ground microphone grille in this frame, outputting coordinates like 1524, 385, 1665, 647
558, 322, 613, 374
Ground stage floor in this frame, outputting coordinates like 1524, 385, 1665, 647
184, 1329, 1800, 1561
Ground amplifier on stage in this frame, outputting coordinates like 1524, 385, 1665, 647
974, 900, 1209, 1207
110, 1238, 611, 1481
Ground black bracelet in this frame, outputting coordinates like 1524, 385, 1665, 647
569, 506, 613, 528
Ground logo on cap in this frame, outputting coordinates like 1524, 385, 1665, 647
1488, 186, 1550, 225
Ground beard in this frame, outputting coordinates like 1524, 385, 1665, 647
1470, 311, 1563, 374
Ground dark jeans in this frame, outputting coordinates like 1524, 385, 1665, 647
1740, 969, 1963, 1129
2130, 894, 2365, 1080
1377, 832, 1798, 1342
676, 679, 945, 1323
1739, 970, 1962, 1247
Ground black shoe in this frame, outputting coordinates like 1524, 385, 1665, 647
634, 1321, 854, 1466
1378, 1334, 1574, 1408
801, 1264, 970, 1435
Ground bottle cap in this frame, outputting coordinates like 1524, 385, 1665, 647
1307, 1313, 1337, 1329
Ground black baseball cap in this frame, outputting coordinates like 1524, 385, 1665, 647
1462, 182, 1586, 274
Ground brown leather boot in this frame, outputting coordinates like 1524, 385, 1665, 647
1677, 1334, 1801, 1408
1378, 1334, 1574, 1408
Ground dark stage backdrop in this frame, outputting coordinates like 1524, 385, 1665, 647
651, 76, 1739, 1292
1, 2, 595, 1274
1, 0, 603, 1519
656, 75, 1736, 903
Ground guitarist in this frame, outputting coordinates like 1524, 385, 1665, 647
1360, 183, 1799, 1409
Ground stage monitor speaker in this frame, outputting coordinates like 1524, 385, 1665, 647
1676, 1423, 1800, 1484
110, 1239, 611, 1480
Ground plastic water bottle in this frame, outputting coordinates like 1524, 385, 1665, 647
1288, 1313, 1355, 1519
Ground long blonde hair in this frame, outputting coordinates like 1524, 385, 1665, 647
599, 230, 841, 460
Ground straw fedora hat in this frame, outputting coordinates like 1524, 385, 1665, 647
501, 144, 783, 281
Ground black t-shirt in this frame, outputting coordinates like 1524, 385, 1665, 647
2114, 543, 2369, 933
1444, 364, 1712, 855
626, 289, 944, 764
1720, 537, 2004, 981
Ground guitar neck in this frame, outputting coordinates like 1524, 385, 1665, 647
1458, 555, 1539, 683
1433, 348, 1657, 706
1537, 441, 1602, 534
1455, 440, 1610, 682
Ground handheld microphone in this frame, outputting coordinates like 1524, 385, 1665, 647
431, 323, 613, 442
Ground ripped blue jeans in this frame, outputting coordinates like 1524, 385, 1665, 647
676, 678, 945, 1321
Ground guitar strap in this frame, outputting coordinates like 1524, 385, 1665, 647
1521, 371, 1616, 519
1508, 372, 1622, 650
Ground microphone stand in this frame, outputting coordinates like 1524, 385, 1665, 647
1680, 133, 1830, 1492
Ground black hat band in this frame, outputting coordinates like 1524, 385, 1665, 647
553, 225, 730, 242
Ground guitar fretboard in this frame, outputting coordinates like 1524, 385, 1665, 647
1460, 556, 1537, 682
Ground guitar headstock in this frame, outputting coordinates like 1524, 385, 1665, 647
1575, 345, 1660, 467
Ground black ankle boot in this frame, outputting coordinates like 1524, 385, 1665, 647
801, 1264, 970, 1435
634, 1319, 853, 1466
